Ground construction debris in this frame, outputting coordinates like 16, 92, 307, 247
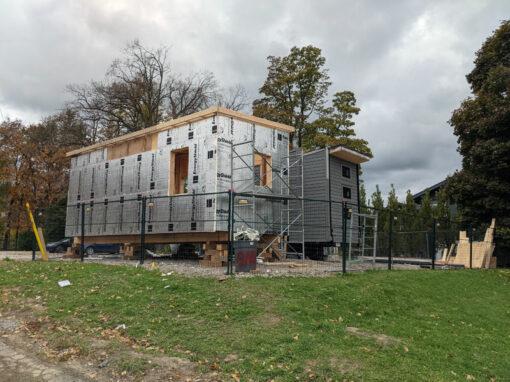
234, 227, 260, 241
443, 219, 496, 268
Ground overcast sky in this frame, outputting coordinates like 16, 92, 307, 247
0, 0, 508, 200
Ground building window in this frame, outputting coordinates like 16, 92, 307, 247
343, 187, 352, 199
206, 199, 213, 207
166, 137, 172, 145
207, 150, 214, 159
342, 165, 351, 178
212, 125, 218, 134
254, 153, 271, 187
188, 131, 194, 140
170, 148, 189, 195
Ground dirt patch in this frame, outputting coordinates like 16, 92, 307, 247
305, 357, 361, 377
0, 303, 224, 381
260, 312, 282, 327
345, 326, 402, 347
329, 357, 361, 374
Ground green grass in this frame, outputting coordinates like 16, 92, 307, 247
1, 261, 509, 381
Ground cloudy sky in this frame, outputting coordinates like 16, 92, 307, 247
0, 0, 508, 199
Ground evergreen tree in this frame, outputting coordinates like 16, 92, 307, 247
370, 185, 385, 211
303, 91, 372, 155
359, 182, 368, 213
403, 190, 419, 256
434, 188, 451, 224
418, 192, 433, 229
387, 184, 399, 211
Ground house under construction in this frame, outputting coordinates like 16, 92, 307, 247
64, 107, 370, 260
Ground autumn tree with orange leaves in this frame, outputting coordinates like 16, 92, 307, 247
0, 110, 88, 249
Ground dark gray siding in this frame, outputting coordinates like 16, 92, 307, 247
329, 156, 359, 243
289, 148, 360, 244
298, 149, 331, 243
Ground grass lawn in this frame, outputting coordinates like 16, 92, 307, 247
1, 261, 509, 381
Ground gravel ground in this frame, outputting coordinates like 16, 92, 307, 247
0, 251, 420, 277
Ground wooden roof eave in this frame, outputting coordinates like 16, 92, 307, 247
328, 146, 371, 164
66, 106, 295, 158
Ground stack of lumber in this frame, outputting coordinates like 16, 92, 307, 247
440, 243, 456, 264
258, 235, 283, 262
446, 219, 496, 268
64, 246, 79, 259
199, 243, 228, 267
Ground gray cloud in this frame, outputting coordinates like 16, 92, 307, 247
0, 0, 508, 200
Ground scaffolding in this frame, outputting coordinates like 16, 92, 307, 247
348, 211, 378, 266
225, 126, 305, 260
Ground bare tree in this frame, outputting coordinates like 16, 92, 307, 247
166, 72, 218, 118
215, 84, 249, 111
68, 40, 251, 140
68, 40, 168, 138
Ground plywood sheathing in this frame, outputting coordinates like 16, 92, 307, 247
447, 219, 496, 268
66, 107, 295, 158
254, 153, 272, 187
107, 134, 157, 161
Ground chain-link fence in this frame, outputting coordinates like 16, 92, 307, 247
49, 190, 492, 274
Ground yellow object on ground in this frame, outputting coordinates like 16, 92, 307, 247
25, 202, 48, 261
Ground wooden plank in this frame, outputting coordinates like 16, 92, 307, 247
445, 243, 455, 264
73, 231, 229, 245
106, 135, 157, 161
204, 243, 228, 250
151, 133, 158, 150
484, 218, 496, 243
204, 249, 227, 256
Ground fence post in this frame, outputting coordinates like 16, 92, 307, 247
32, 248, 36, 261
80, 202, 85, 262
431, 218, 436, 270
341, 202, 347, 274
468, 223, 473, 269
227, 190, 235, 275
388, 210, 393, 270
139, 196, 147, 265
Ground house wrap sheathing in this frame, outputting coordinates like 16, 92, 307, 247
64, 107, 294, 239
